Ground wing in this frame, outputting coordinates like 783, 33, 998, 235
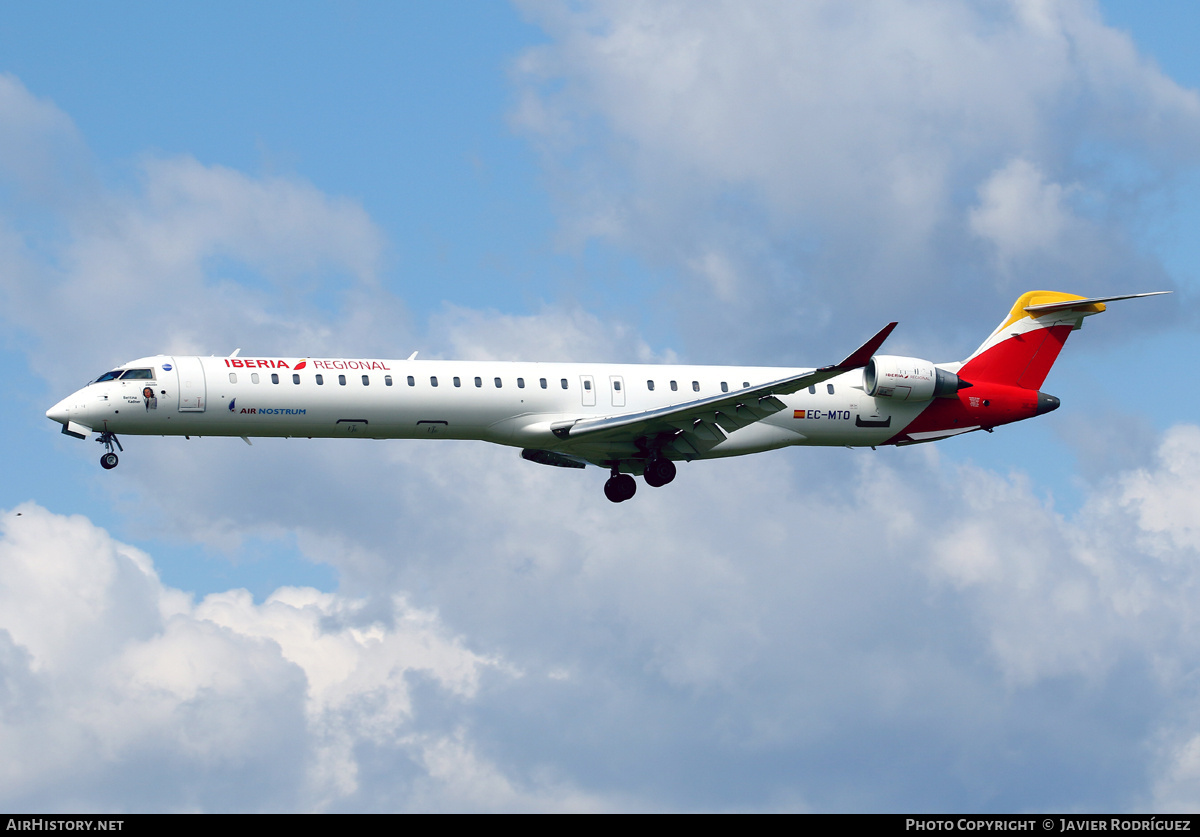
548, 322, 897, 459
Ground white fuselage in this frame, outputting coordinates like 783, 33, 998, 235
48, 290, 1155, 500
48, 354, 931, 461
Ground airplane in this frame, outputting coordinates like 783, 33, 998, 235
46, 290, 1166, 503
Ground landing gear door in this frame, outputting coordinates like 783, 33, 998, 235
173, 356, 207, 412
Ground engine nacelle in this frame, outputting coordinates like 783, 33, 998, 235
864, 355, 965, 401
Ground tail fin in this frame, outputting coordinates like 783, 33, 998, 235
958, 291, 1167, 389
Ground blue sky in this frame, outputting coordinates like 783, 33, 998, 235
2, 0, 1200, 813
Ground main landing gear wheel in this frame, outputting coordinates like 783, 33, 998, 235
604, 473, 637, 503
643, 457, 677, 488
100, 452, 119, 470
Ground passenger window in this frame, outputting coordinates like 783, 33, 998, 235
560, 378, 568, 389
826, 384, 835, 395
647, 380, 655, 391
339, 375, 346, 386
743, 382, 749, 388
316, 374, 324, 385
475, 377, 482, 387
271, 373, 280, 384
721, 382, 728, 393
494, 377, 502, 388
540, 378, 547, 389
385, 375, 393, 386
692, 381, 700, 392
251, 372, 260, 384
292, 374, 300, 385
453, 377, 461, 387
430, 376, 438, 387
670, 381, 678, 392
229, 373, 237, 384
407, 376, 415, 386
808, 385, 815, 394
584, 380, 592, 391
362, 375, 369, 386
517, 378, 525, 389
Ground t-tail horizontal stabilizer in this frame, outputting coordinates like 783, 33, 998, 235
1023, 291, 1170, 317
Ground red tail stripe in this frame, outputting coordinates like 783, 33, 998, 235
959, 324, 1071, 389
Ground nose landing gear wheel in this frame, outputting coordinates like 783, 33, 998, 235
96, 431, 123, 470
604, 473, 637, 503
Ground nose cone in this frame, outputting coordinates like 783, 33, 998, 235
1036, 392, 1060, 415
46, 398, 70, 425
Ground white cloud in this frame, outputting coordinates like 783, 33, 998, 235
969, 158, 1082, 270
128, 156, 384, 283
13, 417, 1200, 810
512, 0, 1198, 357
0, 503, 520, 812
1, 4, 1197, 806
1151, 730, 1200, 812
0, 73, 94, 208
0, 76, 394, 392
429, 302, 672, 363
1118, 424, 1200, 556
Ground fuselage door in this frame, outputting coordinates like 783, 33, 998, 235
580, 375, 596, 407
609, 375, 625, 408
173, 356, 207, 412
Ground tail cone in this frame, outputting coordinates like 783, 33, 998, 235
1036, 392, 1060, 415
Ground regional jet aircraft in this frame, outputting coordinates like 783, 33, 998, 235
46, 291, 1165, 502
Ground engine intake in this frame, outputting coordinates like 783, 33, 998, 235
864, 355, 966, 401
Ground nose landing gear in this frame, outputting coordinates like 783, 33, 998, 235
97, 431, 123, 470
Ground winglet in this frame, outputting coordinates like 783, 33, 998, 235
831, 322, 898, 371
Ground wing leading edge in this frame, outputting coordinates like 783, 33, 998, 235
548, 322, 897, 458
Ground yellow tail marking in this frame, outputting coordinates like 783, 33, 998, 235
997, 291, 1105, 333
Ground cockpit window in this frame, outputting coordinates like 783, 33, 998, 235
94, 370, 123, 383
119, 368, 155, 380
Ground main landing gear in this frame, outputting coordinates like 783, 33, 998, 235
604, 469, 637, 503
97, 431, 123, 470
643, 456, 676, 488
604, 456, 678, 503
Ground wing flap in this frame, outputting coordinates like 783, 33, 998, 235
669, 434, 703, 458
734, 402, 769, 423
690, 418, 725, 443
713, 411, 747, 433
